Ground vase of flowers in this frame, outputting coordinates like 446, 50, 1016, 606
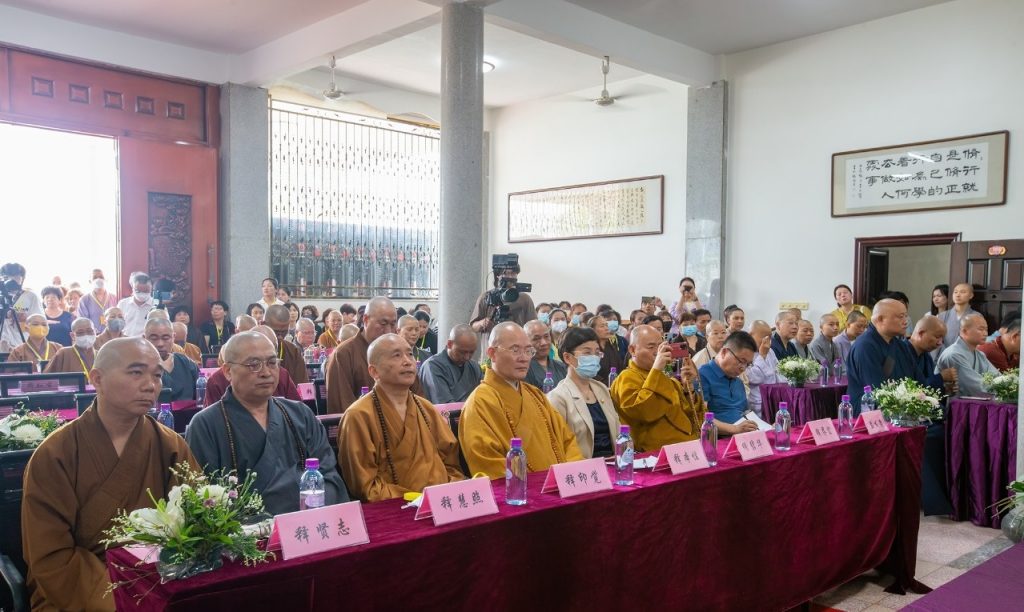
0, 408, 66, 451
103, 463, 272, 583
872, 378, 943, 427
777, 357, 822, 388
982, 368, 1019, 404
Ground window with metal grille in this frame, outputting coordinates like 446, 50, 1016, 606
269, 100, 440, 299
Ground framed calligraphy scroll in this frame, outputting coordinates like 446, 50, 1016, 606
831, 131, 1008, 217
507, 175, 664, 243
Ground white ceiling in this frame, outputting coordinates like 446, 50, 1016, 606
565, 0, 953, 55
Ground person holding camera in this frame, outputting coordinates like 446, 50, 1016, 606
0, 262, 43, 352
469, 255, 536, 333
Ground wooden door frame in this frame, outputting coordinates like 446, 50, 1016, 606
853, 232, 961, 305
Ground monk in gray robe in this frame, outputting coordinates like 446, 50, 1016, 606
186, 332, 349, 514
418, 324, 483, 404
145, 317, 198, 401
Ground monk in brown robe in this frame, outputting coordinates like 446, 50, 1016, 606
21, 337, 198, 611
44, 317, 96, 374
325, 297, 422, 413
8, 314, 62, 368
173, 321, 203, 364
318, 310, 343, 349
93, 307, 125, 350
339, 334, 464, 501
264, 305, 309, 384
459, 322, 583, 478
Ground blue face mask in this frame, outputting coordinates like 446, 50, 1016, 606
571, 314, 581, 326
538, 312, 550, 324
575, 354, 601, 379
607, 320, 620, 333
681, 325, 698, 337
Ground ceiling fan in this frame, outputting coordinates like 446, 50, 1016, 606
323, 55, 344, 100
593, 55, 617, 106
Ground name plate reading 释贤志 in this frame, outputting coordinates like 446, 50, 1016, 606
296, 383, 316, 401
267, 501, 369, 560
797, 418, 841, 445
853, 410, 889, 435
652, 440, 710, 475
414, 478, 499, 526
722, 430, 773, 461
20, 379, 59, 393
541, 457, 613, 498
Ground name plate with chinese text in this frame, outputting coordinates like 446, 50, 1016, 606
296, 382, 316, 401
797, 418, 841, 445
20, 379, 59, 393
414, 478, 498, 526
268, 501, 369, 560
199, 367, 219, 378
722, 431, 773, 461
853, 410, 890, 435
541, 457, 613, 498
652, 440, 710, 475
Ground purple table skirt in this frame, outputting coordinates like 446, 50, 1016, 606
946, 398, 1018, 528
903, 543, 1024, 611
760, 381, 848, 425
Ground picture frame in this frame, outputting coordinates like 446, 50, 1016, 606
507, 175, 664, 243
831, 130, 1008, 217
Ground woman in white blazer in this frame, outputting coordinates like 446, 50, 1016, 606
547, 327, 621, 458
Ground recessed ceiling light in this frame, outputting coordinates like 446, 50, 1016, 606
482, 61, 495, 73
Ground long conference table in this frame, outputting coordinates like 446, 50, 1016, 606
107, 425, 927, 611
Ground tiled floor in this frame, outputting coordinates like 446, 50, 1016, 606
812, 515, 1014, 611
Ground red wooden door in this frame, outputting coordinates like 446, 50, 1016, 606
950, 239, 1024, 329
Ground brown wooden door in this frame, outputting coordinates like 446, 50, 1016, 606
950, 239, 1024, 329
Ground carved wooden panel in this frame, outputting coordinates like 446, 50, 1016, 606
148, 192, 193, 309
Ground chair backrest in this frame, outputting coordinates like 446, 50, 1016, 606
201, 353, 219, 368
0, 352, 8, 364
314, 379, 328, 415
305, 363, 322, 383
316, 414, 342, 455
0, 449, 34, 577
75, 393, 97, 415
20, 392, 76, 413
0, 372, 86, 397
0, 362, 33, 375
0, 397, 28, 419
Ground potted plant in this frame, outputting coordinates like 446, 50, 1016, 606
872, 378, 943, 427
982, 367, 1019, 404
995, 480, 1024, 543
776, 357, 822, 388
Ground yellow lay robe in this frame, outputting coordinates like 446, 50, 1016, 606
609, 360, 706, 452
339, 390, 465, 502
42, 346, 95, 374
8, 339, 63, 367
459, 369, 583, 479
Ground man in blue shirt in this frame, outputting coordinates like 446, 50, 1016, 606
770, 311, 799, 360
846, 299, 909, 414
895, 315, 957, 394
699, 331, 758, 435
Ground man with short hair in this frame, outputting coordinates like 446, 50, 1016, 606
145, 318, 198, 401
609, 325, 707, 451
524, 319, 567, 390
22, 338, 198, 610
0, 262, 42, 352
339, 334, 465, 501
896, 316, 958, 394
186, 332, 349, 514
94, 307, 126, 350
172, 321, 203, 364
294, 317, 317, 351
44, 317, 97, 374
8, 313, 62, 367
846, 299, 910, 413
398, 314, 430, 362
202, 325, 301, 404
936, 313, 999, 397
937, 283, 980, 351
791, 320, 815, 359
698, 331, 760, 435
115, 272, 154, 337
469, 261, 537, 334
833, 310, 867, 363
264, 304, 309, 385
977, 312, 1020, 372
418, 325, 484, 404
745, 320, 780, 417
459, 322, 582, 477
770, 311, 799, 360
810, 313, 841, 366
318, 309, 344, 349
693, 309, 712, 337
338, 303, 358, 325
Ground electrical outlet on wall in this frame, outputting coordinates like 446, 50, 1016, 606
778, 301, 810, 310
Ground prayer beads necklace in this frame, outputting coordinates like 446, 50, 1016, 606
497, 382, 564, 471
220, 396, 308, 476
371, 388, 432, 485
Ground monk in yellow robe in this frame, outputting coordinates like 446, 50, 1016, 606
173, 321, 203, 364
340, 333, 464, 501
43, 317, 96, 374
8, 314, 62, 368
93, 307, 125, 351
459, 322, 583, 478
318, 310, 343, 349
610, 325, 706, 452
21, 337, 198, 611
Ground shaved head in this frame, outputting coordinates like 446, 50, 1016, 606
144, 317, 172, 334
914, 315, 946, 336
365, 296, 395, 317
71, 317, 93, 332
489, 321, 525, 348
629, 324, 662, 347
367, 332, 418, 387
749, 320, 771, 343
103, 306, 122, 320
397, 314, 418, 329
487, 322, 531, 381
368, 333, 407, 366
340, 323, 360, 341
146, 308, 169, 320
221, 331, 276, 363
872, 298, 904, 319
25, 313, 45, 326
236, 314, 257, 332
172, 321, 188, 335
363, 297, 398, 342
94, 337, 160, 371
295, 318, 315, 332
448, 324, 476, 342
524, 319, 548, 337
252, 324, 278, 348
961, 313, 986, 331
264, 304, 290, 325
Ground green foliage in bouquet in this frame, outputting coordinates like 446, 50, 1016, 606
982, 367, 1019, 404
0, 408, 66, 451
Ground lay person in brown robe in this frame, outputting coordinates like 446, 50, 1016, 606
93, 307, 125, 350
21, 337, 198, 611
8, 314, 63, 369
339, 334, 465, 501
264, 304, 309, 384
325, 297, 423, 413
317, 309, 343, 349
173, 321, 203, 364
44, 317, 97, 374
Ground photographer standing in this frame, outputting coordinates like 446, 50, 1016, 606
0, 262, 43, 352
469, 255, 536, 334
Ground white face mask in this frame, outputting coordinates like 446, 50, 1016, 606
134, 291, 151, 302
74, 334, 96, 349
551, 321, 568, 333
92, 278, 105, 290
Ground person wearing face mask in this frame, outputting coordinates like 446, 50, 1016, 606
44, 318, 97, 374
585, 314, 627, 385
0, 262, 44, 352
8, 314, 62, 369
548, 308, 570, 349
547, 327, 621, 458
116, 271, 154, 337
569, 303, 587, 327
669, 311, 707, 355
94, 307, 126, 350
536, 303, 553, 325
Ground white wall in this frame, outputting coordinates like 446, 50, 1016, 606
886, 244, 951, 318
488, 74, 689, 314
724, 0, 1023, 326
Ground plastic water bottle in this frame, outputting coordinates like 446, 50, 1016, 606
319, 351, 329, 380
774, 401, 792, 451
505, 437, 528, 506
542, 371, 555, 393
860, 386, 875, 414
701, 413, 718, 467
838, 394, 855, 439
299, 458, 325, 510
614, 425, 634, 485
360, 386, 370, 396
608, 367, 618, 386
833, 359, 843, 384
195, 374, 207, 408
157, 403, 175, 430
304, 345, 317, 363
819, 361, 829, 386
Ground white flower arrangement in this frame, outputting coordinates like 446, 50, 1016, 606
776, 357, 822, 384
983, 368, 1019, 404
0, 409, 65, 451
872, 378, 944, 425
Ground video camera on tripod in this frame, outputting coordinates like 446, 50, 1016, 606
484, 253, 531, 324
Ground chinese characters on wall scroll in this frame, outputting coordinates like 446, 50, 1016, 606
508, 175, 664, 243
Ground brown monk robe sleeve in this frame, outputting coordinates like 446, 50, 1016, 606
282, 340, 309, 384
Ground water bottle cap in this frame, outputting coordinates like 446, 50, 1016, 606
360, 386, 370, 395
705, 412, 714, 420
619, 424, 630, 435
779, 401, 788, 410
545, 371, 552, 376
159, 403, 171, 411
863, 385, 872, 393
841, 394, 850, 402
610, 367, 617, 373
305, 458, 320, 470
510, 437, 523, 448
